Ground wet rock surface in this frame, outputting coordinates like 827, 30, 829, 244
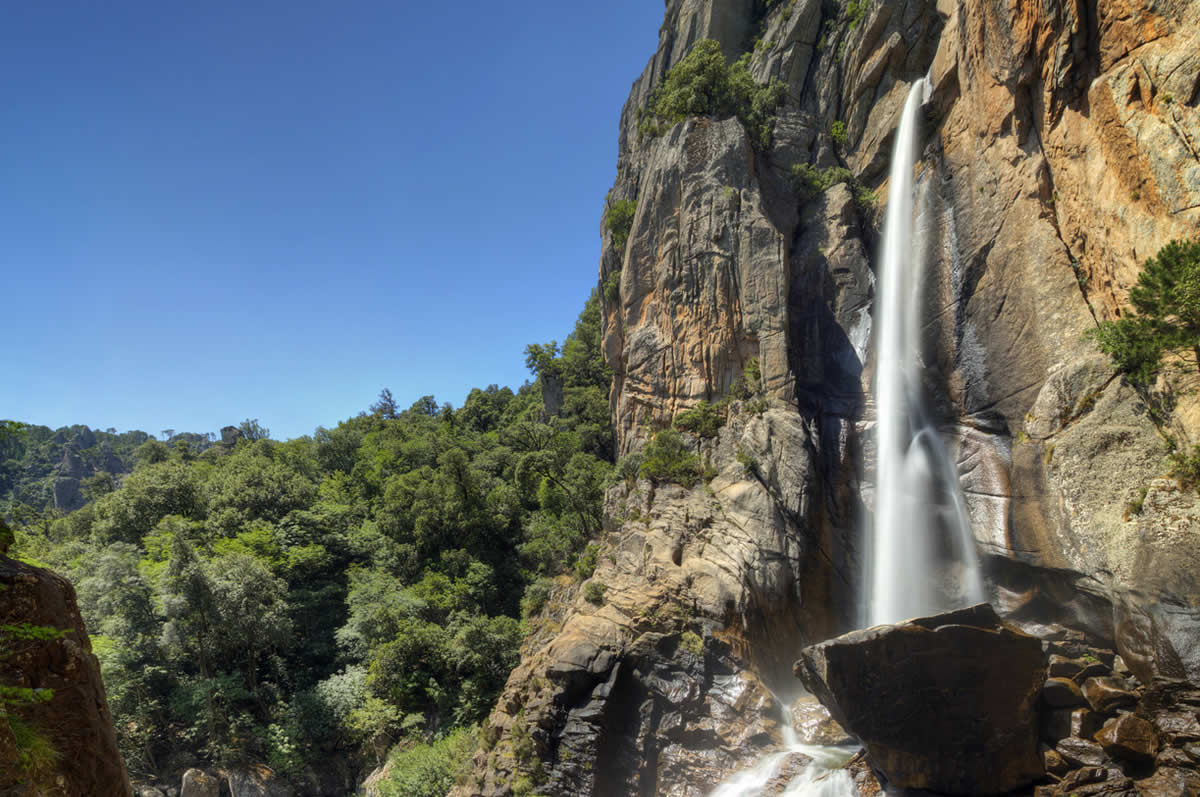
790, 695, 853, 746
796, 609, 1200, 796
794, 605, 1046, 795
1030, 662, 1200, 796
1095, 714, 1158, 766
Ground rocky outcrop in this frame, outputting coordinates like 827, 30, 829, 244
795, 605, 1047, 795
795, 607, 1200, 796
220, 425, 244, 447
461, 405, 838, 796
181, 768, 220, 797
0, 554, 131, 796
789, 695, 853, 746
465, 0, 1200, 792
1035, 659, 1200, 796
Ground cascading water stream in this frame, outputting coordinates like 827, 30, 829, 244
868, 78, 985, 627
708, 700, 859, 797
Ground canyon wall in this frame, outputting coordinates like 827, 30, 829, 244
462, 0, 1200, 794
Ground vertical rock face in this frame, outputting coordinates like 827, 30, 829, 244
0, 554, 132, 796
464, 0, 1200, 793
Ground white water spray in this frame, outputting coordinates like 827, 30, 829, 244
868, 78, 985, 627
708, 702, 859, 797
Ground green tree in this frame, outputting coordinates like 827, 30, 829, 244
205, 552, 292, 692
638, 39, 786, 148
133, 439, 170, 468
605, 199, 637, 253
523, 342, 561, 379
371, 388, 399, 420
639, 428, 702, 487
238, 418, 271, 442
91, 461, 201, 543
204, 443, 316, 535
1090, 238, 1200, 386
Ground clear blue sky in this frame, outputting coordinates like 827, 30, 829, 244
2, 1, 662, 440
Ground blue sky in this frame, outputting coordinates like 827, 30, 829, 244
1, 1, 663, 440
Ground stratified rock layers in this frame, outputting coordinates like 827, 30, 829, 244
462, 0, 1200, 794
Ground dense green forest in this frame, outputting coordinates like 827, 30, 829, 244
6, 293, 613, 792
0, 423, 226, 518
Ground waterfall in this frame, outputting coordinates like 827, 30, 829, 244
868, 78, 985, 627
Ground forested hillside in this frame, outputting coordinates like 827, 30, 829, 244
6, 293, 612, 792
0, 423, 219, 517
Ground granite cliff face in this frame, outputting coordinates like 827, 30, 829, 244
462, 0, 1200, 794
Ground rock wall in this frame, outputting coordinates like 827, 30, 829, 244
0, 552, 132, 796
462, 0, 1200, 794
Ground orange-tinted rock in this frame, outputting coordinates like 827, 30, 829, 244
1082, 677, 1140, 714
1095, 714, 1158, 765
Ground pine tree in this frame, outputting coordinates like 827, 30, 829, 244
1090, 238, 1200, 386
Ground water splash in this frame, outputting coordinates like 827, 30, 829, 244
708, 702, 859, 797
781, 747, 858, 797
868, 77, 985, 627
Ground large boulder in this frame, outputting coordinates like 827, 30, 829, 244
0, 555, 131, 796
794, 604, 1046, 795
224, 766, 293, 797
181, 769, 219, 797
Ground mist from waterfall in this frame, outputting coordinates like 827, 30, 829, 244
868, 78, 985, 628
708, 701, 859, 797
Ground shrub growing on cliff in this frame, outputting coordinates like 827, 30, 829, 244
637, 39, 787, 149
844, 0, 868, 29
638, 429, 702, 487
583, 581, 608, 604
830, 120, 848, 148
1169, 445, 1200, 489
731, 357, 763, 399
791, 163, 876, 211
603, 270, 621, 305
1088, 238, 1200, 387
674, 401, 726, 439
605, 199, 638, 253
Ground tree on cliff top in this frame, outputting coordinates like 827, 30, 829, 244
1089, 238, 1200, 387
637, 39, 786, 148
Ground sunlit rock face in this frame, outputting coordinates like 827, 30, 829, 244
460, 0, 1200, 793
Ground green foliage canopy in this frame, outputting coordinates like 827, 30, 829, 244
5, 290, 616, 787
1089, 238, 1200, 387
637, 39, 787, 148
605, 199, 637, 253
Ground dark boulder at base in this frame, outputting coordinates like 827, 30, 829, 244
793, 604, 1046, 795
